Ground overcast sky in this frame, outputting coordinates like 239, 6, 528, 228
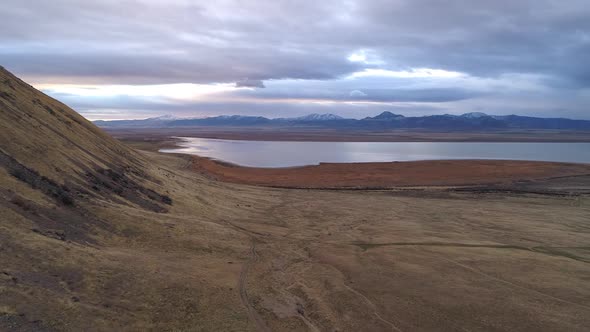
1, 0, 589, 120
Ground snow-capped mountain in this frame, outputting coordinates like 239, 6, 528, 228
295, 113, 344, 121
460, 112, 489, 118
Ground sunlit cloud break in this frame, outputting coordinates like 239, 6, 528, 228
347, 68, 466, 79
38, 83, 237, 101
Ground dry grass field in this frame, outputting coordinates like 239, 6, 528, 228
2, 65, 590, 331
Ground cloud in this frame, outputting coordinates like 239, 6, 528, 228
350, 90, 367, 97
236, 79, 266, 88
1, 0, 589, 119
348, 68, 466, 79
3, 0, 588, 86
347, 49, 384, 65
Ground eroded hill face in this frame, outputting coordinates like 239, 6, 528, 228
0, 66, 172, 229
0, 67, 208, 331
0, 67, 139, 178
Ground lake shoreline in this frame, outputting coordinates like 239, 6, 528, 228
188, 155, 590, 189
161, 137, 590, 167
116, 134, 590, 189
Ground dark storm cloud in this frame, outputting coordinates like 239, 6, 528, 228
0, 0, 362, 84
235, 79, 266, 88
354, 0, 590, 81
1, 50, 360, 85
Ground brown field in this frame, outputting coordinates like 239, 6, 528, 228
4, 142, 590, 331
119, 149, 590, 331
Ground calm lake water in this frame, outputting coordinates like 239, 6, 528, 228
160, 137, 590, 167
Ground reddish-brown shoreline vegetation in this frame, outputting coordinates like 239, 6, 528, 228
189, 156, 590, 188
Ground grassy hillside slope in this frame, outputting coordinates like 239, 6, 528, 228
0, 66, 253, 330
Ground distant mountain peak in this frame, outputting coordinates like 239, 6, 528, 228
371, 111, 405, 120
461, 112, 489, 118
216, 114, 267, 119
296, 113, 344, 121
146, 114, 180, 121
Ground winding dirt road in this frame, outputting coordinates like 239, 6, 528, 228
238, 240, 271, 332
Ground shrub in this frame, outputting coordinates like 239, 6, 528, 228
59, 193, 75, 206
161, 195, 173, 205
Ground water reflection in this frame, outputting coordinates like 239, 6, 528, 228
160, 137, 590, 168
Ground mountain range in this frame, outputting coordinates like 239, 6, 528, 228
95, 111, 590, 131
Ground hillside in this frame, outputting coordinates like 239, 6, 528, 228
0, 66, 253, 330
0, 66, 173, 228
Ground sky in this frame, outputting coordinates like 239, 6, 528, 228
1, 0, 589, 120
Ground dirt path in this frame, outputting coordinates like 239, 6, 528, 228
238, 240, 271, 332
340, 282, 403, 332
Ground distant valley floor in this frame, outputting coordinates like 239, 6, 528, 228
105, 127, 590, 142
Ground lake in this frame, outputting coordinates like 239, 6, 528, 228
160, 137, 590, 167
